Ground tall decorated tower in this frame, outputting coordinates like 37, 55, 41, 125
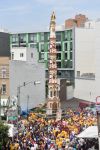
46, 12, 61, 117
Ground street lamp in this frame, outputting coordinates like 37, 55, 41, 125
17, 80, 41, 114
96, 96, 100, 149
16, 80, 41, 128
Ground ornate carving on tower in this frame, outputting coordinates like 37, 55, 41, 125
46, 12, 61, 117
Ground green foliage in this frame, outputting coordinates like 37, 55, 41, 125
31, 107, 46, 114
0, 122, 9, 146
36, 108, 46, 113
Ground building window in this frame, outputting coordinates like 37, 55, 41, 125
31, 53, 33, 58
12, 52, 14, 60
65, 30, 72, 41
77, 71, 80, 77
2, 84, 6, 95
20, 53, 24, 57
39, 52, 44, 60
47, 44, 50, 52
40, 44, 44, 52
64, 60, 72, 68
68, 30, 72, 40
12, 34, 18, 43
12, 45, 19, 48
70, 42, 73, 50
56, 32, 61, 41
68, 60, 72, 68
57, 71, 62, 77
57, 62, 61, 68
40, 33, 44, 41
30, 44, 37, 48
41, 53, 44, 60
69, 30, 72, 40
65, 53, 67, 60
1, 67, 6, 78
19, 34, 26, 43
56, 43, 61, 51
64, 43, 68, 51
47, 33, 50, 41
29, 33, 37, 42
57, 53, 61, 60
70, 52, 72, 60
64, 31, 68, 40
44, 33, 50, 41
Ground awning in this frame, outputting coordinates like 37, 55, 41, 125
77, 126, 98, 138
79, 101, 94, 108
5, 123, 17, 137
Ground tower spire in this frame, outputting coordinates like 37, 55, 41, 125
46, 12, 61, 118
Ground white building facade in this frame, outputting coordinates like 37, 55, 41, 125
11, 47, 38, 63
74, 21, 100, 103
10, 47, 45, 111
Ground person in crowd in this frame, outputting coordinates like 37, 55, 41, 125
7, 108, 98, 150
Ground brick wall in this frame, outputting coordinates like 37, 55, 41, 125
65, 14, 88, 29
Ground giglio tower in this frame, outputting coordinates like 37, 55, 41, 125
46, 12, 61, 116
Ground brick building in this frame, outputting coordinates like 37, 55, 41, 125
65, 14, 88, 29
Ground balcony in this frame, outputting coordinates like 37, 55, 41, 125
76, 73, 95, 80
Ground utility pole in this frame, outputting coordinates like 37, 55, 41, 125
0, 88, 2, 121
27, 95, 29, 120
17, 86, 20, 130
17, 86, 20, 116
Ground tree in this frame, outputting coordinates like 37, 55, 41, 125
0, 122, 9, 148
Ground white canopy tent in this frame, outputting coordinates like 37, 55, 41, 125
77, 126, 98, 138
5, 123, 17, 137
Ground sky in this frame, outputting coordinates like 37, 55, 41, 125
0, 0, 100, 33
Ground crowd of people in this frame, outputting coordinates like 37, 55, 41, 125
4, 108, 98, 149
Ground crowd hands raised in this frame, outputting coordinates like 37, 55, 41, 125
5, 108, 98, 150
